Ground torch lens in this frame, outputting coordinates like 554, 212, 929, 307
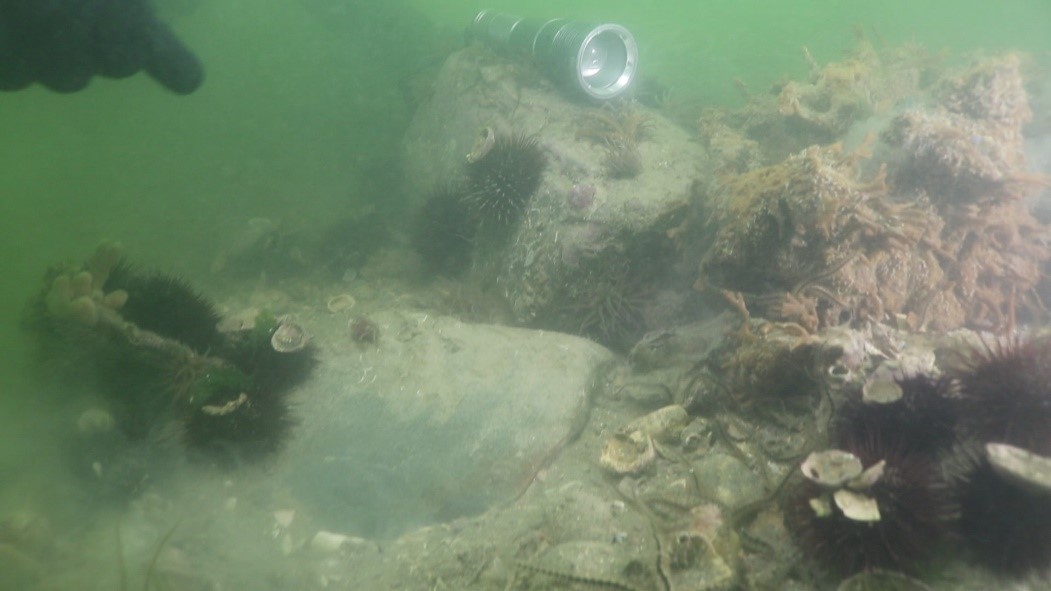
577, 26, 635, 99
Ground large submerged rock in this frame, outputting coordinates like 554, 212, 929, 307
403, 46, 710, 349
278, 309, 615, 538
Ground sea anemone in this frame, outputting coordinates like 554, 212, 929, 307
949, 443, 1051, 577
411, 184, 476, 276
784, 430, 951, 577
462, 133, 546, 226
105, 263, 224, 354
953, 335, 1051, 455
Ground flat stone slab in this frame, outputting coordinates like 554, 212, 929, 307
276, 309, 615, 538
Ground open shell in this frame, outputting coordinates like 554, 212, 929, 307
986, 442, 1051, 495
466, 126, 496, 163
801, 450, 863, 488
834, 489, 881, 522
599, 430, 656, 475
271, 321, 310, 353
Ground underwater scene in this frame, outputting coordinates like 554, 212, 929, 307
2, 0, 1051, 589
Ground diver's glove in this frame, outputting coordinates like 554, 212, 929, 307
0, 0, 203, 94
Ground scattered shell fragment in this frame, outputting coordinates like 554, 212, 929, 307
466, 125, 496, 163
848, 459, 886, 490
862, 378, 903, 404
271, 321, 310, 353
801, 450, 863, 488
623, 404, 689, 442
834, 489, 881, 522
327, 294, 357, 313
600, 431, 656, 475
986, 442, 1051, 495
809, 495, 833, 518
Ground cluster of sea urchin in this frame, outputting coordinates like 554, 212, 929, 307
785, 375, 957, 577
946, 336, 1051, 577
787, 335, 1051, 581
28, 249, 316, 466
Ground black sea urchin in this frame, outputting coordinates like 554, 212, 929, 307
105, 263, 223, 354
183, 381, 294, 461
835, 374, 959, 459
463, 133, 546, 226
950, 446, 1051, 577
954, 335, 1051, 455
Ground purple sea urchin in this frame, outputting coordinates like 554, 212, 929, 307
950, 444, 1051, 577
462, 133, 546, 226
953, 335, 1051, 455
836, 374, 959, 459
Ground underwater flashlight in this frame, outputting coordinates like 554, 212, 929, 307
468, 10, 638, 101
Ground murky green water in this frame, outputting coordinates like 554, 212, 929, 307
1, 1, 1049, 588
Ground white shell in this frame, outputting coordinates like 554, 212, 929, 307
862, 378, 903, 404
809, 495, 833, 518
599, 431, 656, 475
834, 489, 881, 522
801, 450, 863, 488
327, 294, 357, 313
271, 321, 310, 353
847, 459, 886, 490
986, 442, 1051, 495
623, 404, 690, 442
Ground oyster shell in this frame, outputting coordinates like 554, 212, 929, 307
600, 431, 656, 475
834, 489, 881, 522
327, 293, 357, 313
624, 404, 690, 442
801, 450, 863, 488
986, 442, 1051, 495
466, 126, 496, 163
271, 321, 310, 353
